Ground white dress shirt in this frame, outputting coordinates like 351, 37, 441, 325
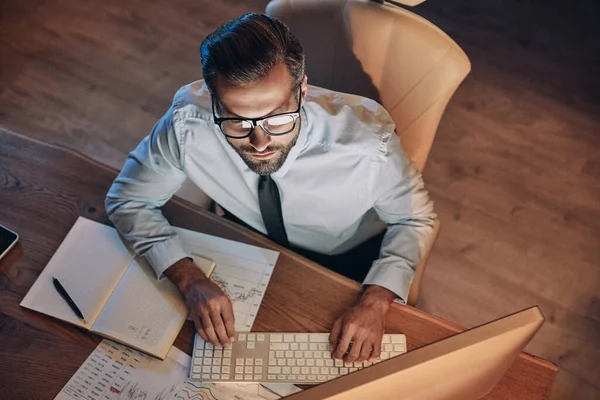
105, 81, 436, 303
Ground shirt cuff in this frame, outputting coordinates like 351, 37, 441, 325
143, 236, 190, 281
362, 261, 414, 305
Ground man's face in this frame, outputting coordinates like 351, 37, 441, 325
214, 63, 307, 175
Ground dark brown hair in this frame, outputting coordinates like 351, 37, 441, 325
200, 13, 305, 97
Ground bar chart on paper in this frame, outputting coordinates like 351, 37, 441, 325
177, 227, 279, 331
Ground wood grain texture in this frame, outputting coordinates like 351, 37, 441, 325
0, 129, 556, 398
1, 0, 596, 398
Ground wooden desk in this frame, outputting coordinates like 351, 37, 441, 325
0, 128, 558, 399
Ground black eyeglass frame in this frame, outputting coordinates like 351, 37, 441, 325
212, 88, 302, 139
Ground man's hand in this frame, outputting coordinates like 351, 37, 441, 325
165, 258, 235, 346
329, 285, 396, 363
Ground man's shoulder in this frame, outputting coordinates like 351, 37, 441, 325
305, 85, 397, 156
171, 80, 213, 121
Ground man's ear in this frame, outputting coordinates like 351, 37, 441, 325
301, 75, 308, 104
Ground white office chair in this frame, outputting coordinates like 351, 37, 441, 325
266, 0, 471, 305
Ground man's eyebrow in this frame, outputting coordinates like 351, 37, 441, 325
221, 98, 290, 119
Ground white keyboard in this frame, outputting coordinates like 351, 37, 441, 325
189, 332, 407, 384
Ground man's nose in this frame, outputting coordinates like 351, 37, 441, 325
249, 126, 272, 152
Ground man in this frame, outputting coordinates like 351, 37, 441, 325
105, 13, 435, 364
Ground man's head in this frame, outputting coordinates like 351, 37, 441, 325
200, 13, 307, 175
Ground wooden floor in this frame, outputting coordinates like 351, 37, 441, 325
1, 0, 598, 398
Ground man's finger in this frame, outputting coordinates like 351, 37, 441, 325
221, 299, 236, 342
357, 338, 373, 362
333, 324, 356, 360
344, 337, 363, 364
200, 310, 220, 345
191, 310, 209, 342
369, 337, 382, 362
209, 308, 230, 346
329, 319, 342, 355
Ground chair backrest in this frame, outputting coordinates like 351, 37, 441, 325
266, 0, 471, 172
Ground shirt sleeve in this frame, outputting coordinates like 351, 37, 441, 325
104, 106, 190, 280
363, 131, 436, 304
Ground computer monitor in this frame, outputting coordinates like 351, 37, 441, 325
284, 306, 544, 400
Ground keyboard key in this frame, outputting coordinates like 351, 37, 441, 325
316, 359, 325, 367
276, 351, 284, 358
247, 333, 256, 341
203, 373, 211, 379
268, 366, 281, 374
311, 367, 319, 375
269, 358, 277, 366
277, 359, 286, 366
294, 351, 303, 358
313, 351, 322, 359
391, 335, 405, 343
268, 375, 277, 380
257, 334, 265, 342
213, 358, 221, 365
195, 339, 205, 350
244, 375, 252, 380
350, 367, 358, 372
245, 358, 254, 366
212, 374, 220, 379
235, 366, 244, 374
204, 350, 213, 358
340, 367, 348, 374
277, 375, 286, 380
391, 352, 402, 357
354, 362, 363, 368
364, 361, 372, 367
320, 367, 329, 375
236, 358, 244, 366
287, 375, 296, 380
247, 342, 255, 349
328, 375, 336, 381
306, 359, 315, 367
296, 359, 306, 366
269, 343, 289, 350
304, 351, 313, 358
297, 375, 306, 381
245, 366, 253, 374
394, 344, 406, 352
191, 373, 201, 380
235, 374, 243, 380
212, 366, 221, 373
223, 350, 232, 358
380, 352, 389, 360
214, 350, 223, 358
238, 334, 246, 341
206, 343, 214, 350
292, 367, 300, 374
222, 366, 230, 374
309, 333, 329, 343
301, 367, 310, 374
223, 359, 231, 366
254, 367, 263, 374
287, 359, 296, 366
299, 343, 308, 350
203, 366, 211, 373
203, 359, 212, 365
284, 334, 295, 342
290, 343, 299, 350
285, 351, 294, 358
318, 343, 329, 351
255, 359, 263, 366
382, 335, 391, 343
222, 374, 230, 380
334, 359, 343, 367
193, 366, 202, 373
282, 367, 291, 374
317, 375, 327, 381
193, 358, 202, 366
325, 359, 334, 367
384, 344, 393, 352
254, 375, 262, 380
270, 334, 283, 343
307, 375, 316, 381
309, 343, 318, 351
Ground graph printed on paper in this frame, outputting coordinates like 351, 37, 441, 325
56, 340, 188, 400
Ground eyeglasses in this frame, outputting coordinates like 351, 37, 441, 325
212, 89, 302, 139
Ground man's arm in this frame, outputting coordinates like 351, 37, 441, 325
104, 107, 235, 346
363, 131, 436, 304
105, 107, 190, 277
330, 131, 435, 363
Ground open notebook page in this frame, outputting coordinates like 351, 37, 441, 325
20, 217, 134, 328
91, 257, 215, 358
